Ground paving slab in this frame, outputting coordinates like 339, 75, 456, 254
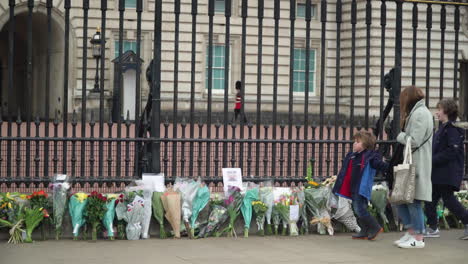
0, 230, 467, 264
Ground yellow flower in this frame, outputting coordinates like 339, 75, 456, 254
6, 192, 11, 199
308, 181, 320, 187
7, 202, 12, 209
20, 194, 27, 200
106, 194, 119, 200
75, 192, 88, 203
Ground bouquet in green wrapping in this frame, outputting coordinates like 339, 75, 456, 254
252, 200, 268, 236
152, 192, 167, 238
241, 187, 259, 237
190, 186, 210, 237
69, 192, 88, 240
103, 194, 118, 240
370, 184, 390, 232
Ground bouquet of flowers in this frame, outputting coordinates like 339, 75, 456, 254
0, 193, 24, 244
115, 194, 127, 239
85, 191, 107, 241
241, 187, 259, 237
50, 182, 70, 240
190, 185, 210, 237
103, 194, 118, 240
305, 184, 333, 235
126, 182, 154, 239
272, 204, 281, 235
198, 204, 228, 238
288, 193, 300, 236
69, 192, 88, 240
259, 187, 274, 235
273, 197, 290, 236
0, 192, 18, 222
174, 178, 200, 239
370, 184, 390, 232
295, 188, 309, 235
328, 193, 360, 233
125, 196, 145, 240
161, 189, 181, 238
220, 186, 243, 237
22, 207, 48, 243
27, 190, 50, 240
252, 200, 268, 236
152, 192, 167, 238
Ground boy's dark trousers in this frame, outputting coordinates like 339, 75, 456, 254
352, 194, 383, 240
425, 184, 468, 229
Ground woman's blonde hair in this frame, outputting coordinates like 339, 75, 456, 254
400, 86, 425, 128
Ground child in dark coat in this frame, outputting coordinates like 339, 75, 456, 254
332, 131, 389, 240
424, 99, 468, 240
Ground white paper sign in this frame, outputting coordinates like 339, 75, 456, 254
55, 174, 67, 181
289, 205, 300, 221
273, 187, 292, 200
222, 168, 243, 195
142, 173, 166, 192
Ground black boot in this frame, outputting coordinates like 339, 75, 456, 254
365, 215, 383, 240
352, 218, 369, 240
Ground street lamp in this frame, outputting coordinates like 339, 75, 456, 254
90, 28, 104, 93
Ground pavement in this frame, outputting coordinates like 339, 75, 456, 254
0, 230, 467, 264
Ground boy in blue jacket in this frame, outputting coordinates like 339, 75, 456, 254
332, 131, 389, 240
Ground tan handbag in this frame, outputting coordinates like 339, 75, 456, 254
389, 137, 416, 205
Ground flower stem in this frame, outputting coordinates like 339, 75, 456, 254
92, 223, 98, 241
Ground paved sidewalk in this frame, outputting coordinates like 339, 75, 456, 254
1, 230, 466, 264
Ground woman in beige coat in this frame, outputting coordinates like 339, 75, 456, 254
394, 86, 433, 249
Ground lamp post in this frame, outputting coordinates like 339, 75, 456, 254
90, 28, 103, 92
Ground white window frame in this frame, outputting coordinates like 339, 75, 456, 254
292, 47, 317, 97
204, 43, 232, 95
296, 0, 318, 20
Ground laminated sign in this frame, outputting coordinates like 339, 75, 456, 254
222, 168, 243, 195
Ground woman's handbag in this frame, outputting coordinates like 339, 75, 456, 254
389, 137, 416, 205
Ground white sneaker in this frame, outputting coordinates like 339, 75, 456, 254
398, 237, 425, 249
393, 232, 412, 246
424, 227, 440, 238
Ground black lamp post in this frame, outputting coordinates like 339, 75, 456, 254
90, 28, 103, 92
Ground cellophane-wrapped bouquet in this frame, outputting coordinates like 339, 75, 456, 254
198, 195, 227, 238
305, 183, 334, 235
219, 186, 242, 238
328, 193, 360, 233
252, 200, 268, 236
259, 187, 274, 235
273, 195, 290, 236
50, 182, 70, 240
174, 178, 200, 238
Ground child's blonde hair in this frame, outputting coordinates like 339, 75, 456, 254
353, 131, 376, 150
